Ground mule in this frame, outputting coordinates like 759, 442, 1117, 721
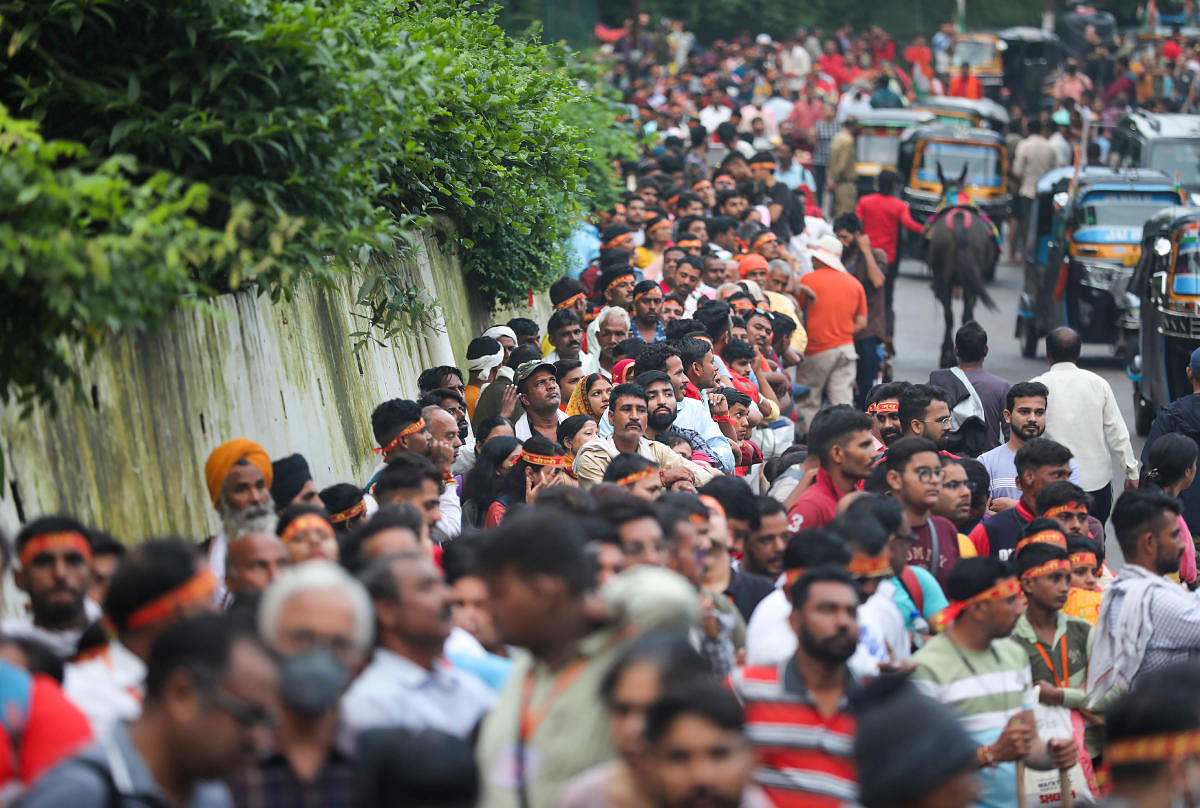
926, 164, 998, 368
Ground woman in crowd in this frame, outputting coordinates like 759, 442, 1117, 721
461, 436, 524, 528
555, 360, 585, 408
558, 415, 599, 470
484, 435, 569, 527
275, 504, 339, 563
475, 415, 515, 445
1141, 431, 1199, 587
564, 373, 613, 420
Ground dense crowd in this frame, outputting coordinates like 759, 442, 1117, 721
4, 13, 1200, 808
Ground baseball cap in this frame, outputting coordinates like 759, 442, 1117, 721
515, 360, 556, 392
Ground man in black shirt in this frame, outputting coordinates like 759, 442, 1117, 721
750, 151, 795, 242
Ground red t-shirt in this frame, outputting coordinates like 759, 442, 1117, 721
855, 194, 925, 264
948, 75, 983, 99
787, 468, 848, 532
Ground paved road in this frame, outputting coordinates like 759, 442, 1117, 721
889, 256, 1144, 564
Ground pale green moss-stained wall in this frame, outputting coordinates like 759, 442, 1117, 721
0, 230, 550, 541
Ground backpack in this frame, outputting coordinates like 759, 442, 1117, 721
929, 368, 989, 458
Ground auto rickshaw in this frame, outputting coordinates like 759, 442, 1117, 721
996, 27, 1065, 113
1130, 206, 1200, 435
950, 32, 1005, 97
1015, 168, 1185, 359
912, 96, 1010, 132
898, 122, 1012, 222
1055, 9, 1117, 58
853, 109, 937, 198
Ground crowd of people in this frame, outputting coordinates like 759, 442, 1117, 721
4, 12, 1200, 808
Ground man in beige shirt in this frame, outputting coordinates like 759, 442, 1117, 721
573, 382, 717, 490
827, 118, 859, 217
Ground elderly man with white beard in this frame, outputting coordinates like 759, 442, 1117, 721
204, 438, 278, 603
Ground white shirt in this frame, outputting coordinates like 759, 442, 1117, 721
341, 648, 495, 739
744, 587, 794, 667
514, 409, 567, 441
1048, 132, 1072, 168
64, 641, 146, 740
0, 599, 103, 659
436, 481, 461, 540
1031, 362, 1139, 490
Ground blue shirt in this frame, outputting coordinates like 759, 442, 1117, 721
890, 565, 949, 630
629, 319, 667, 343
598, 396, 735, 473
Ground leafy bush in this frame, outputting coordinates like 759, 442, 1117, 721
0, 0, 632, 411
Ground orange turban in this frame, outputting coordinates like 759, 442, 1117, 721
738, 254, 769, 279
205, 439, 272, 507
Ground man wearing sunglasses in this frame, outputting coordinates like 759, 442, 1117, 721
23, 614, 278, 808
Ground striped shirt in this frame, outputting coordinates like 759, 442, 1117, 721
728, 660, 858, 807
911, 635, 1032, 808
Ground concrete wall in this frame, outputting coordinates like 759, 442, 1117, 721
0, 229, 549, 542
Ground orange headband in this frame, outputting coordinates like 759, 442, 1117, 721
676, 238, 702, 248
1043, 502, 1087, 518
874, 400, 899, 414
714, 174, 733, 184
1107, 732, 1200, 765
848, 551, 892, 579
1021, 558, 1071, 580
605, 273, 635, 291
616, 467, 657, 487
784, 567, 807, 588
280, 514, 333, 545
750, 161, 777, 170
752, 232, 777, 248
20, 532, 92, 568
329, 499, 366, 524
699, 494, 726, 521
124, 569, 218, 631
375, 418, 425, 455
522, 451, 567, 467
633, 287, 661, 302
936, 578, 1021, 627
731, 300, 754, 312
692, 180, 712, 191
1070, 552, 1098, 569
554, 292, 586, 310
692, 334, 713, 346
1016, 530, 1068, 554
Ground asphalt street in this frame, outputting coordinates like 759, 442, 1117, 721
889, 256, 1145, 565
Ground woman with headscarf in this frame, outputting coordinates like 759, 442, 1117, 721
563, 373, 612, 420
461, 436, 523, 528
484, 435, 568, 527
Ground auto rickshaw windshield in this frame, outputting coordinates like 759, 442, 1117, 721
917, 142, 1002, 188
952, 39, 996, 67
857, 131, 903, 165
1077, 192, 1183, 227
1147, 141, 1200, 188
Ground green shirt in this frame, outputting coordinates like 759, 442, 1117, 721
1009, 612, 1093, 709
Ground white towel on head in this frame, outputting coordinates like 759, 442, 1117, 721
482, 325, 516, 344
467, 344, 504, 376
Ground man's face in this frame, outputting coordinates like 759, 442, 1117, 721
552, 321, 584, 361
890, 451, 944, 511
179, 639, 278, 782
790, 581, 859, 663
1022, 568, 1070, 612
1149, 510, 1184, 575
1021, 464, 1072, 502
714, 175, 736, 192
599, 316, 630, 359
835, 228, 858, 256
872, 402, 903, 445
745, 314, 772, 350
87, 552, 121, 607
634, 288, 664, 323
1047, 505, 1090, 537
427, 408, 462, 456
662, 299, 684, 324
661, 355, 690, 400
627, 198, 647, 224
620, 517, 666, 567
440, 397, 468, 439
646, 379, 680, 432
689, 349, 718, 389
280, 518, 339, 565
1006, 396, 1046, 441
283, 479, 321, 510
647, 714, 753, 808
674, 264, 700, 296
273, 588, 363, 671
720, 195, 748, 218
979, 582, 1025, 638
611, 394, 648, 444
516, 330, 541, 349
439, 373, 466, 399
767, 268, 790, 293
727, 402, 751, 441
935, 463, 973, 525
362, 527, 420, 561
746, 512, 789, 577
607, 277, 636, 309
18, 541, 90, 627
381, 479, 443, 529
702, 258, 726, 287
221, 464, 270, 513
834, 430, 877, 481
227, 532, 289, 596
728, 356, 752, 377
627, 472, 665, 501
669, 519, 710, 587
387, 556, 453, 648
520, 370, 561, 414
392, 421, 432, 459
913, 399, 952, 444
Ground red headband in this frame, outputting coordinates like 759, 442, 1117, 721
1070, 552, 1098, 569
1043, 502, 1087, 518
934, 578, 1021, 629
20, 532, 92, 569
522, 451, 567, 467
375, 418, 425, 455
616, 467, 657, 487
605, 273, 636, 291
1016, 530, 1068, 554
554, 292, 586, 310
848, 551, 892, 579
1021, 558, 1071, 580
330, 500, 366, 524
874, 400, 899, 414
1108, 732, 1200, 765
280, 514, 333, 545
125, 570, 218, 631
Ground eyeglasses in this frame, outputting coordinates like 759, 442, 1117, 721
211, 688, 277, 729
926, 415, 953, 427
911, 466, 946, 483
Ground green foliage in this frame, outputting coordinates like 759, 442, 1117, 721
0, 0, 634, 411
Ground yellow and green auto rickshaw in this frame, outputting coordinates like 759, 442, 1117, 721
898, 123, 1012, 226
1130, 206, 1200, 434
951, 32, 1005, 95
913, 96, 1010, 132
853, 109, 937, 198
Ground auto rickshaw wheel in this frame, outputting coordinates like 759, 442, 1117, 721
1019, 318, 1038, 359
1134, 392, 1154, 437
